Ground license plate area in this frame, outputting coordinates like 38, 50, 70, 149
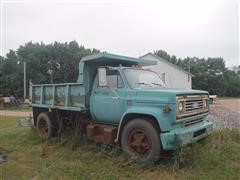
193, 128, 206, 137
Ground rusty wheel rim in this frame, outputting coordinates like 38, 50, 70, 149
128, 129, 152, 156
38, 119, 48, 137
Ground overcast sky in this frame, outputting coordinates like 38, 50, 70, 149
1, 0, 239, 67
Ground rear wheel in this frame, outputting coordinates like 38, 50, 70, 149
36, 112, 56, 140
121, 118, 161, 162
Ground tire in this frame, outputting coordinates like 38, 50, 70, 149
36, 112, 56, 140
121, 118, 161, 162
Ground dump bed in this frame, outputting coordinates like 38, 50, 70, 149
30, 83, 85, 111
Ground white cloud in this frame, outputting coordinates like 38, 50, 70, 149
1, 0, 239, 66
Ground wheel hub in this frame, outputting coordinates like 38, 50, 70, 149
39, 119, 48, 137
128, 129, 151, 155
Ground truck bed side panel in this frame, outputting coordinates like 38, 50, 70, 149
31, 83, 85, 111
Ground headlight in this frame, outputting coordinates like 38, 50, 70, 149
178, 101, 184, 112
203, 99, 207, 108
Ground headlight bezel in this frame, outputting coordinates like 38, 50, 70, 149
178, 101, 184, 113
203, 99, 208, 108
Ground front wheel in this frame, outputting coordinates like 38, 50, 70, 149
121, 118, 161, 162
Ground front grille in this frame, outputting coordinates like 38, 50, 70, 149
185, 99, 204, 112
177, 95, 208, 119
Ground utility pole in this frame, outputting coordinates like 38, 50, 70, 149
188, 59, 191, 73
47, 61, 54, 83
47, 61, 60, 84
23, 61, 26, 102
50, 70, 53, 83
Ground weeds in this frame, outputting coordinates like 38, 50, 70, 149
170, 129, 240, 179
2, 104, 32, 112
29, 123, 240, 174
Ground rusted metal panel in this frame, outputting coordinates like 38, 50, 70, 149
86, 123, 117, 145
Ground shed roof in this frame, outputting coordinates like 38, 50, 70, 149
141, 53, 194, 76
82, 52, 157, 66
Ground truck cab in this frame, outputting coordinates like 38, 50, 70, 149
30, 52, 213, 161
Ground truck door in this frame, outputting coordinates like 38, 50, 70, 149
90, 70, 126, 124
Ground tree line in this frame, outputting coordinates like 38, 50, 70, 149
0, 41, 239, 98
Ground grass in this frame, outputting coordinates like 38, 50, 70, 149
0, 116, 239, 179
218, 97, 240, 100
1, 104, 32, 112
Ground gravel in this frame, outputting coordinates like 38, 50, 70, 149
208, 104, 240, 129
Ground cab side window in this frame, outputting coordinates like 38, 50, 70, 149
106, 70, 124, 88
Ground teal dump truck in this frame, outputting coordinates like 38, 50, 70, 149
30, 52, 213, 161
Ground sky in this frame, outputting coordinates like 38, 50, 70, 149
1, 0, 239, 67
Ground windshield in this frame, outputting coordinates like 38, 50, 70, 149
123, 68, 167, 88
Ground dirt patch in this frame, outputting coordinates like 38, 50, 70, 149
217, 99, 240, 112
0, 110, 32, 117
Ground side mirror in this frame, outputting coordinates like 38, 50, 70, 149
98, 67, 107, 87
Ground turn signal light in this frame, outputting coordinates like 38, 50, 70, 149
163, 105, 171, 113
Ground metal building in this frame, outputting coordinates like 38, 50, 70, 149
141, 53, 193, 89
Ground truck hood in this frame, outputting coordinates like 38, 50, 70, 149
135, 88, 208, 104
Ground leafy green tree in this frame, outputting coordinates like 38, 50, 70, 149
154, 50, 171, 61
1, 50, 22, 96
223, 70, 240, 97
1, 41, 100, 98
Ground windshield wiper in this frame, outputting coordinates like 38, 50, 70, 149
136, 82, 152, 87
152, 83, 163, 86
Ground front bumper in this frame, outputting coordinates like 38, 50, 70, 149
160, 120, 213, 150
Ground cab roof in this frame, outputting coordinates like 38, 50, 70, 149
81, 52, 156, 66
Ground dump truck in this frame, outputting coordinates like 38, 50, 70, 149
29, 53, 213, 161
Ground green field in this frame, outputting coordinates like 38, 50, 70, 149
1, 104, 32, 112
0, 116, 239, 179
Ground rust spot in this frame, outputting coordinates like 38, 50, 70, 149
128, 129, 152, 155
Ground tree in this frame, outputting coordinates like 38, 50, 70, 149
223, 70, 240, 97
1, 41, 100, 98
1, 50, 22, 96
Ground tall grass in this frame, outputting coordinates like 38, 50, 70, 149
1, 116, 239, 179
170, 129, 240, 178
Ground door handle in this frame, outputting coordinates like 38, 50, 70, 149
94, 91, 100, 94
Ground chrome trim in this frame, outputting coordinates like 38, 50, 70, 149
176, 95, 209, 119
